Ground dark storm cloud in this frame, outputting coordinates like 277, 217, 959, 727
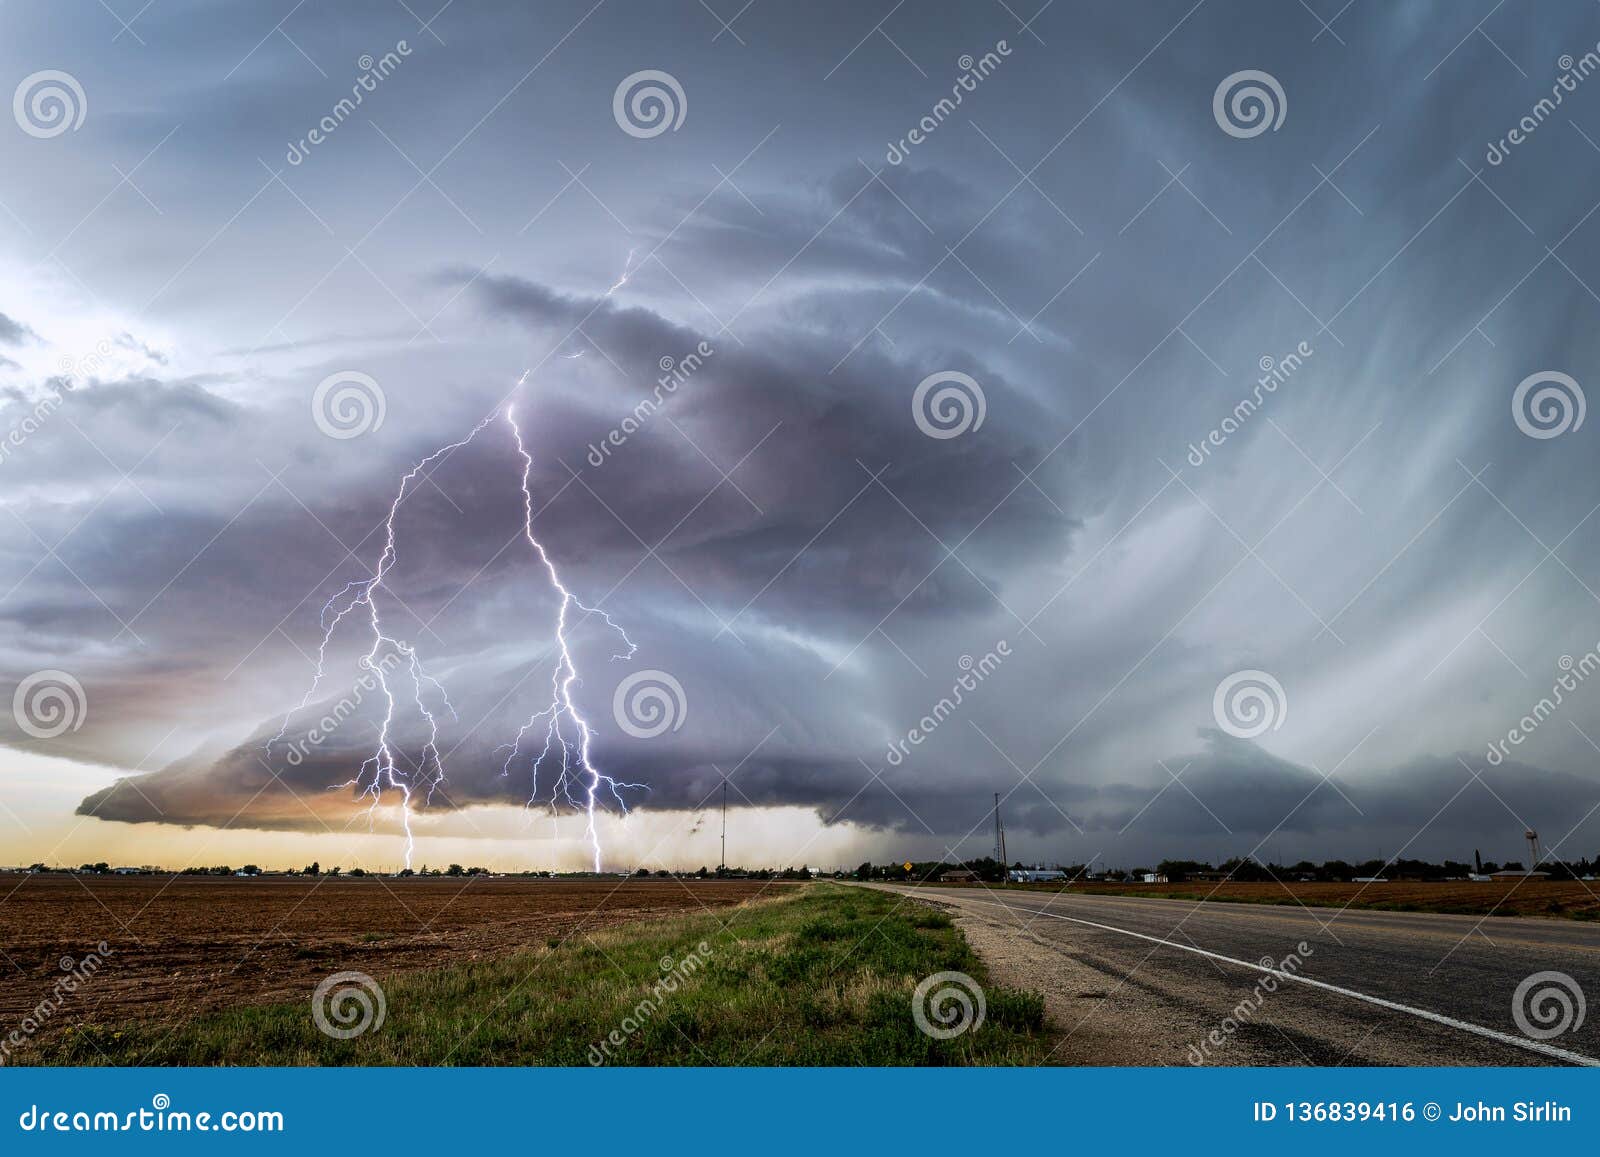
462, 261, 1074, 610
0, 313, 34, 346
3, 0, 1600, 867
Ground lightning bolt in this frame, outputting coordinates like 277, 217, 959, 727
560, 247, 639, 360
606, 245, 640, 296
269, 384, 640, 871
501, 400, 641, 872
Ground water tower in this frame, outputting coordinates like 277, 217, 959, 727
1526, 829, 1542, 869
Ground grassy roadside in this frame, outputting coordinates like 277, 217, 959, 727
24, 883, 1051, 1066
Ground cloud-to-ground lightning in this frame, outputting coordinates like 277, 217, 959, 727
500, 401, 641, 871
268, 385, 640, 870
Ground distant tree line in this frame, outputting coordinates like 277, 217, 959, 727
30, 852, 1600, 882
848, 852, 1600, 884
1155, 854, 1600, 881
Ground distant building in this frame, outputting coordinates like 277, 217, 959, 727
1141, 872, 1168, 884
939, 869, 978, 883
1491, 869, 1550, 880
1008, 868, 1066, 883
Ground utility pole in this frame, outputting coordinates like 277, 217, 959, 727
720, 782, 727, 872
994, 793, 1001, 862
993, 793, 1008, 874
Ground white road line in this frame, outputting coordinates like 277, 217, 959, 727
930, 891, 1600, 1067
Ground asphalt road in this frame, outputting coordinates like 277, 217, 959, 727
862, 883, 1600, 1066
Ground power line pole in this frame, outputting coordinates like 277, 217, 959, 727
993, 793, 1008, 873
720, 782, 727, 872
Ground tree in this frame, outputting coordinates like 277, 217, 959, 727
634, 867, 650, 877
303, 861, 320, 876
348, 867, 366, 877
1158, 859, 1208, 883
240, 864, 260, 876
855, 861, 873, 881
446, 864, 464, 877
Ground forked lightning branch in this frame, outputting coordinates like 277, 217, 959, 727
267, 381, 641, 871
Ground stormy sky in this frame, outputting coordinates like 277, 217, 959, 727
5, 0, 1600, 872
